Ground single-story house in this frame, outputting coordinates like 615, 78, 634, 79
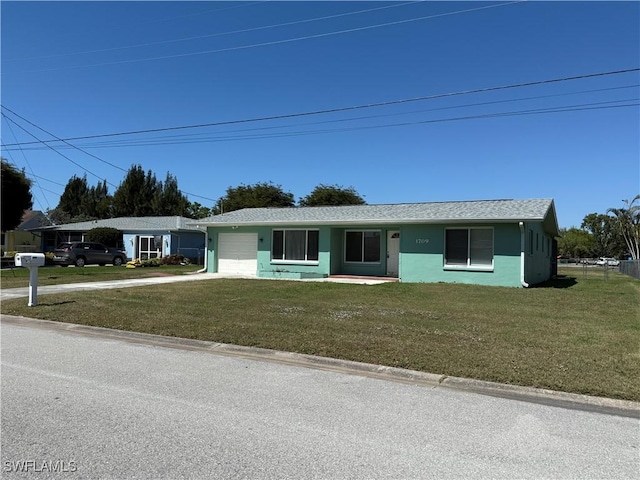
33, 216, 206, 264
1, 210, 51, 254
192, 199, 559, 287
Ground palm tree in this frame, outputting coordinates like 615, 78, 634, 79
608, 195, 640, 260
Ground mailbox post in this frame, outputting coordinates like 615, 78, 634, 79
14, 253, 46, 306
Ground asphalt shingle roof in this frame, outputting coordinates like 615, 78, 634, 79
192, 199, 558, 233
35, 216, 204, 232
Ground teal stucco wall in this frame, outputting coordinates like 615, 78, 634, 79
206, 222, 552, 287
398, 224, 522, 287
522, 221, 554, 286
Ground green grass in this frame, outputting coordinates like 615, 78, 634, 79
0, 264, 202, 289
2, 267, 638, 401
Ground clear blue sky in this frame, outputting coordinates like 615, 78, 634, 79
2, 1, 638, 228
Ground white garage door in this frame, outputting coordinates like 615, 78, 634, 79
217, 233, 258, 276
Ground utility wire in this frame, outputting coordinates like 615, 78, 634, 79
1, 113, 114, 188
8, 1, 423, 61
10, 1, 525, 73
2, 106, 128, 172
0, 118, 52, 211
3, 67, 638, 148
24, 84, 637, 151
10, 99, 635, 151
1, 111, 217, 203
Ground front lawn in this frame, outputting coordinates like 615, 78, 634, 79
2, 268, 638, 401
0, 264, 202, 289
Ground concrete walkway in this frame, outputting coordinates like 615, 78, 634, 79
0, 272, 391, 300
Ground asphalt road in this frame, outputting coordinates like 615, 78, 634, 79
1, 320, 638, 479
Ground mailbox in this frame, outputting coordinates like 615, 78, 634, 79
14, 253, 46, 307
15, 253, 46, 267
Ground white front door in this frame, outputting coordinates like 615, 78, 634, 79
386, 231, 400, 277
217, 233, 258, 276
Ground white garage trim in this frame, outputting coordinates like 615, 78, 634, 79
217, 233, 258, 276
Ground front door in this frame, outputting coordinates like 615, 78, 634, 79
386, 231, 400, 277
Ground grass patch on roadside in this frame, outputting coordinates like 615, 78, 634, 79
2, 268, 638, 400
0, 265, 202, 289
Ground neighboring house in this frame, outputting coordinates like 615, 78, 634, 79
1, 210, 51, 254
192, 199, 559, 287
33, 216, 206, 264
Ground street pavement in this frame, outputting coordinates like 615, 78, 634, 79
2, 318, 638, 479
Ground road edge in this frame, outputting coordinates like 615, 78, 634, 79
2, 314, 638, 418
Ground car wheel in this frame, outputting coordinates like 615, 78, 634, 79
113, 256, 123, 266
75, 257, 86, 267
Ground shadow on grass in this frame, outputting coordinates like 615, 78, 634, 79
533, 276, 578, 289
38, 301, 77, 306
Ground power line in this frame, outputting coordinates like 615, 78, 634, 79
23, 172, 67, 187
10, 98, 635, 151
20, 84, 636, 151
3, 67, 638, 148
1, 111, 217, 203
2, 106, 128, 172
1, 113, 115, 188
10, 1, 525, 73
8, 1, 423, 62
95, 101, 640, 147
0, 118, 52, 211
7, 1, 269, 61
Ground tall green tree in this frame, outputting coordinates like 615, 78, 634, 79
154, 172, 189, 216
215, 182, 294, 214
557, 227, 594, 259
57, 174, 90, 219
299, 184, 366, 207
581, 213, 626, 258
608, 195, 640, 260
53, 175, 112, 222
1, 159, 32, 231
88, 179, 113, 219
112, 165, 160, 217
186, 202, 212, 219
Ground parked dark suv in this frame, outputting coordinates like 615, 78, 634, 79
52, 242, 127, 267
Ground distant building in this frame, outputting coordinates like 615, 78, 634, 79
1, 210, 51, 254
30, 216, 206, 264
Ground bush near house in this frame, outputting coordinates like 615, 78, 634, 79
161, 254, 190, 265
86, 227, 121, 247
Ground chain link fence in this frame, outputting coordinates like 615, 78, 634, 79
619, 260, 640, 279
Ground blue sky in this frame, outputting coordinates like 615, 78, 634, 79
2, 1, 638, 228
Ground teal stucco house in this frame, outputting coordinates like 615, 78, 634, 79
194, 199, 559, 287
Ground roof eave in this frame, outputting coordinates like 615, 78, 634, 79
198, 218, 545, 227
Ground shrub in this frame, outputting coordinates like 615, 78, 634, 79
140, 258, 162, 267
86, 227, 121, 247
161, 254, 190, 265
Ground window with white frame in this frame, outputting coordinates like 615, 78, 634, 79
272, 229, 319, 262
138, 236, 161, 260
345, 230, 381, 263
444, 228, 493, 269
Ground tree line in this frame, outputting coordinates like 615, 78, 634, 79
5, 159, 637, 260
557, 195, 640, 260
2, 161, 366, 227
